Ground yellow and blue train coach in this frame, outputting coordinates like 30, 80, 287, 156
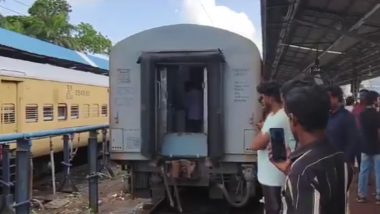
0, 56, 109, 158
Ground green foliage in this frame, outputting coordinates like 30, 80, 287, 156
0, 15, 31, 33
28, 0, 71, 18
0, 0, 111, 54
75, 23, 112, 54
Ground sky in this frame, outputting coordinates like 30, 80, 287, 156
0, 0, 262, 52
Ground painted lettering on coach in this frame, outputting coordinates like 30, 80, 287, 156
74, 89, 90, 96
66, 85, 90, 99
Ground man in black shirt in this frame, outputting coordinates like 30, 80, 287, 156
271, 82, 353, 213
326, 86, 358, 163
357, 90, 380, 204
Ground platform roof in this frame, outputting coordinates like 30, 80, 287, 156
262, 0, 380, 85
0, 27, 109, 74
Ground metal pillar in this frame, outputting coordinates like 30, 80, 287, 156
14, 139, 31, 214
49, 137, 56, 195
58, 134, 78, 193
0, 144, 15, 214
350, 60, 361, 98
87, 130, 99, 213
99, 129, 114, 177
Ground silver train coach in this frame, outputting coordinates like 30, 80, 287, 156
109, 24, 262, 207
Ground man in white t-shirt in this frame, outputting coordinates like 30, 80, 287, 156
252, 81, 296, 214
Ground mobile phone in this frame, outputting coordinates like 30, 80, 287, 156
269, 128, 287, 162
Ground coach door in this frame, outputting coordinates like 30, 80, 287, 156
0, 81, 18, 134
138, 50, 225, 158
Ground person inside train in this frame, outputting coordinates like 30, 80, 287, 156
271, 81, 353, 214
357, 90, 380, 204
326, 85, 358, 164
251, 81, 296, 214
185, 81, 203, 132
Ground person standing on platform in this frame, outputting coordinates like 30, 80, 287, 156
353, 89, 369, 126
251, 81, 295, 214
357, 90, 380, 204
271, 82, 353, 214
352, 89, 370, 169
326, 86, 358, 164
345, 96, 355, 112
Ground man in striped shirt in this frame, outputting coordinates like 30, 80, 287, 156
271, 82, 353, 214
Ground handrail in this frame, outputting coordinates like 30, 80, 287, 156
0, 125, 109, 143
0, 124, 109, 213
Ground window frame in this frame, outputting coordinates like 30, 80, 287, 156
1, 103, 16, 124
83, 104, 90, 118
43, 104, 54, 121
91, 104, 99, 117
57, 103, 67, 121
25, 104, 38, 123
71, 104, 79, 120
101, 104, 108, 117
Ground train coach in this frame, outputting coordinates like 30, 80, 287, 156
110, 24, 262, 208
0, 56, 109, 165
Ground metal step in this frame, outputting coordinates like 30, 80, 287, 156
0, 155, 16, 194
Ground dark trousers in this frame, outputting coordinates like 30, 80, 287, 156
262, 185, 282, 214
187, 119, 202, 132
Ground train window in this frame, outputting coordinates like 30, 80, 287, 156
58, 104, 67, 120
83, 104, 90, 118
91, 104, 99, 117
25, 104, 38, 123
1, 104, 15, 124
43, 105, 54, 121
101, 104, 108, 117
71, 105, 79, 119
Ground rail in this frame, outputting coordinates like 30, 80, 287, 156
0, 125, 107, 142
0, 125, 110, 214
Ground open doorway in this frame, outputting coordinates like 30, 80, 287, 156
157, 65, 206, 134
138, 50, 224, 158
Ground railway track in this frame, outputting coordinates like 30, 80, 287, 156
146, 188, 264, 214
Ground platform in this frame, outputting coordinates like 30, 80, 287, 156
349, 174, 379, 214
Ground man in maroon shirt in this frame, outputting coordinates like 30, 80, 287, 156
352, 89, 369, 169
353, 90, 369, 127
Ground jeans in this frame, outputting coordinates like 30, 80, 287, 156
358, 153, 380, 198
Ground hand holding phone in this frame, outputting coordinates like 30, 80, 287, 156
269, 128, 287, 162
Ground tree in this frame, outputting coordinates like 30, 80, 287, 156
28, 0, 71, 18
0, 0, 111, 54
0, 16, 32, 33
75, 23, 112, 54
27, 0, 75, 48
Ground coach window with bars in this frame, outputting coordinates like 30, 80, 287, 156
83, 104, 90, 118
26, 104, 38, 123
71, 105, 79, 119
1, 104, 15, 124
91, 104, 99, 117
101, 104, 108, 117
43, 104, 54, 121
58, 104, 67, 120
